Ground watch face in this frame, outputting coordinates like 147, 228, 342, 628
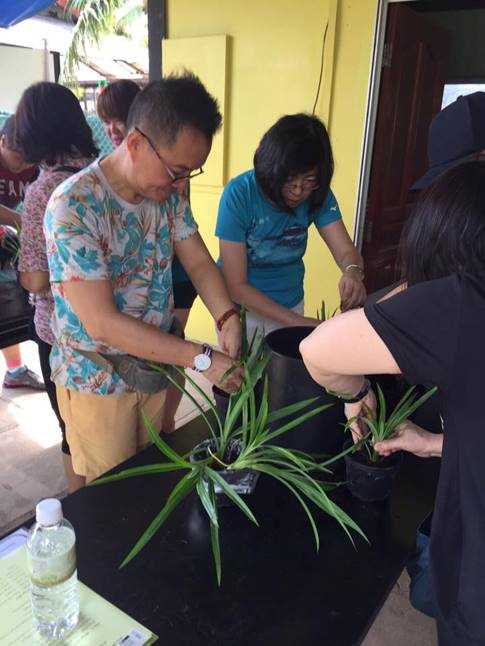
194, 353, 211, 372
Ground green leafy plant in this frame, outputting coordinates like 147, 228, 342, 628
0, 223, 21, 268
93, 316, 366, 584
349, 384, 438, 464
61, 0, 145, 81
316, 299, 339, 321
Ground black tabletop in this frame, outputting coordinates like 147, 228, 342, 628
44, 416, 440, 646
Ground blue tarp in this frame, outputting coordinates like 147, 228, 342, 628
0, 0, 56, 28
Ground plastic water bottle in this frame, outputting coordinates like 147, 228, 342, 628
26, 498, 79, 640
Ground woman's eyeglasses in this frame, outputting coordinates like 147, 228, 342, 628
283, 176, 319, 192
134, 127, 204, 183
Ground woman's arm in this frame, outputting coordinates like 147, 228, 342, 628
318, 220, 366, 310
219, 239, 318, 327
19, 270, 49, 293
300, 307, 400, 399
374, 420, 443, 458
175, 232, 242, 359
17, 178, 52, 294
0, 204, 21, 227
299, 308, 401, 438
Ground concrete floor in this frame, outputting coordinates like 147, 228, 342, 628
0, 341, 437, 645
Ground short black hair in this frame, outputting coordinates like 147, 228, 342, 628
126, 72, 222, 145
0, 116, 19, 150
254, 113, 334, 213
97, 79, 141, 124
14, 82, 98, 165
399, 161, 485, 286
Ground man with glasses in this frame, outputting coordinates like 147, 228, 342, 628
44, 73, 242, 484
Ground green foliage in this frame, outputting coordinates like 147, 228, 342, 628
61, 0, 131, 81
0, 222, 21, 267
316, 299, 339, 321
93, 308, 365, 583
349, 384, 438, 463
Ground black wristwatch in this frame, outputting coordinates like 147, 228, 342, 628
329, 378, 371, 403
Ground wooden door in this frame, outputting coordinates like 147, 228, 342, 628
362, 4, 451, 293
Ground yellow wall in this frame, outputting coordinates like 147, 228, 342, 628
166, 0, 379, 342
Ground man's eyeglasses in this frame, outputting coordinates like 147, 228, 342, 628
134, 127, 204, 183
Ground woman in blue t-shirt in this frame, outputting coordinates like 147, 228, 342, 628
216, 113, 366, 337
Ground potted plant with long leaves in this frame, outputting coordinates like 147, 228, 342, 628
92, 328, 366, 585
344, 384, 438, 502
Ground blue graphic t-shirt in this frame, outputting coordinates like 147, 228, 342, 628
215, 170, 342, 307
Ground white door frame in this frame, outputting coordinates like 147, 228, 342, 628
353, 0, 416, 249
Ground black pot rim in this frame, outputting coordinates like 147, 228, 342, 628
212, 385, 230, 398
189, 438, 242, 464
264, 325, 314, 363
343, 439, 402, 473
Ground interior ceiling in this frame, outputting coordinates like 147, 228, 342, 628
408, 0, 485, 11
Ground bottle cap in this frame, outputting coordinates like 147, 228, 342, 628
36, 499, 63, 526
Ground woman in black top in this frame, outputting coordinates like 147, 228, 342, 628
300, 161, 485, 645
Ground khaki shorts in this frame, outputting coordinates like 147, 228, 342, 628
56, 386, 166, 483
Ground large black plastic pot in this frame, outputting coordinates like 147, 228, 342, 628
212, 385, 231, 422
264, 326, 345, 454
212, 382, 262, 427
344, 440, 402, 502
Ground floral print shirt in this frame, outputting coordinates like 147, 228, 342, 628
44, 158, 197, 395
18, 157, 92, 345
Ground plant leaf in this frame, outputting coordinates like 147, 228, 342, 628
120, 470, 198, 568
172, 365, 223, 436
255, 463, 320, 551
91, 462, 188, 486
377, 384, 386, 432
196, 474, 219, 527
255, 376, 270, 434
282, 471, 367, 544
386, 386, 438, 434
265, 397, 320, 426
149, 367, 219, 445
262, 402, 333, 444
142, 410, 190, 467
205, 468, 259, 526
208, 481, 222, 586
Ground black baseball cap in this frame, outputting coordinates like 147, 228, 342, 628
412, 91, 485, 190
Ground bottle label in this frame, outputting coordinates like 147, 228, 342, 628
28, 544, 76, 586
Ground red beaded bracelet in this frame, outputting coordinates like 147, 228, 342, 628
216, 307, 239, 331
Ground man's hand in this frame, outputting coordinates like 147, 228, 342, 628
339, 271, 366, 312
344, 388, 377, 443
204, 350, 244, 393
374, 420, 443, 459
216, 314, 242, 360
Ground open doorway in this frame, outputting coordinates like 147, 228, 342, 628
356, 0, 485, 293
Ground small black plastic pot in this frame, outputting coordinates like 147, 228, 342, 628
344, 440, 402, 502
190, 438, 260, 507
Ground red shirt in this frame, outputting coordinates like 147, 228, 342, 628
0, 161, 37, 209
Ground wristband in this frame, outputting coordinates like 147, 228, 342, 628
344, 264, 364, 278
216, 307, 239, 331
327, 378, 371, 403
